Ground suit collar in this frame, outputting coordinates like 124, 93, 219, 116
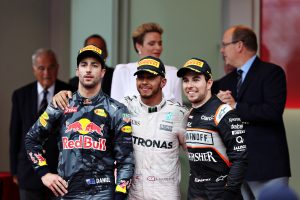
237, 57, 261, 100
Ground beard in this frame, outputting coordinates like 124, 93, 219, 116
138, 85, 160, 99
79, 78, 100, 89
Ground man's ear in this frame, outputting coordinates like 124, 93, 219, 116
161, 77, 167, 88
207, 78, 213, 90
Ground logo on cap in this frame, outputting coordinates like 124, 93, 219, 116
184, 59, 204, 68
138, 59, 160, 68
134, 56, 165, 76
79, 45, 102, 56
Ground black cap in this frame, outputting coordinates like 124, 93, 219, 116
177, 58, 212, 79
77, 45, 105, 67
134, 56, 166, 77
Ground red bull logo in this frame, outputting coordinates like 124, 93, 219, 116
29, 152, 47, 166
62, 135, 106, 151
65, 118, 104, 136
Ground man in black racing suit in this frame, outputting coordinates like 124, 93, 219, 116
177, 58, 248, 200
25, 45, 134, 199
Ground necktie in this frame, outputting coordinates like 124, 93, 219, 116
39, 90, 48, 115
236, 69, 243, 97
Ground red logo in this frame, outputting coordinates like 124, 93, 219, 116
62, 135, 106, 151
64, 107, 78, 114
65, 118, 104, 136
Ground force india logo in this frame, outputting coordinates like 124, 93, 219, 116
62, 135, 106, 151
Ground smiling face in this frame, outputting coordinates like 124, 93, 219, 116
182, 71, 212, 108
136, 32, 163, 58
136, 72, 166, 106
76, 57, 106, 89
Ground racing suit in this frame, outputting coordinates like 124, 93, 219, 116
122, 96, 188, 200
186, 95, 247, 200
25, 91, 134, 199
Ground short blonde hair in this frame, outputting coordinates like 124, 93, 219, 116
132, 22, 163, 53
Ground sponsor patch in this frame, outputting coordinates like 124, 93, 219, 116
138, 58, 160, 68
236, 136, 244, 144
194, 178, 211, 183
231, 123, 243, 130
94, 109, 107, 117
201, 115, 214, 121
231, 130, 245, 135
121, 126, 132, 133
216, 175, 227, 182
214, 104, 232, 125
233, 145, 246, 151
36, 153, 47, 166
132, 136, 172, 149
159, 124, 172, 132
131, 119, 140, 126
147, 176, 175, 182
86, 177, 111, 185
64, 107, 78, 114
39, 112, 49, 127
184, 59, 204, 68
188, 152, 217, 162
80, 45, 102, 55
116, 180, 131, 194
62, 135, 106, 151
185, 130, 213, 145
65, 118, 104, 135
122, 113, 131, 123
165, 112, 173, 121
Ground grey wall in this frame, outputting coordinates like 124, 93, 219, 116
0, 0, 70, 170
70, 0, 116, 77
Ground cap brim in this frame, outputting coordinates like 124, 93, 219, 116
177, 67, 202, 77
134, 69, 160, 76
77, 51, 105, 66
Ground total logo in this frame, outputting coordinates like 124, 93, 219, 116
65, 118, 104, 136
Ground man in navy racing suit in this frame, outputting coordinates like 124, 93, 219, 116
25, 45, 134, 199
177, 58, 248, 200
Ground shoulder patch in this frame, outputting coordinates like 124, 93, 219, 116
214, 104, 233, 125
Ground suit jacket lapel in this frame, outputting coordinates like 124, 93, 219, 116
237, 57, 260, 101
31, 82, 39, 119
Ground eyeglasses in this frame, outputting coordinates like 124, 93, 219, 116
221, 40, 240, 48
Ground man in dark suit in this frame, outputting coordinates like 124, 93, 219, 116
212, 25, 291, 200
9, 48, 72, 200
69, 34, 114, 96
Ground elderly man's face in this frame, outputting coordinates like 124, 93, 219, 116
32, 53, 59, 89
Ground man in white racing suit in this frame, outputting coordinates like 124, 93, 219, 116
123, 56, 188, 199
52, 56, 188, 200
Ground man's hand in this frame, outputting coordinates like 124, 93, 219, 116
217, 90, 236, 109
41, 173, 68, 197
12, 175, 18, 185
52, 90, 72, 110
